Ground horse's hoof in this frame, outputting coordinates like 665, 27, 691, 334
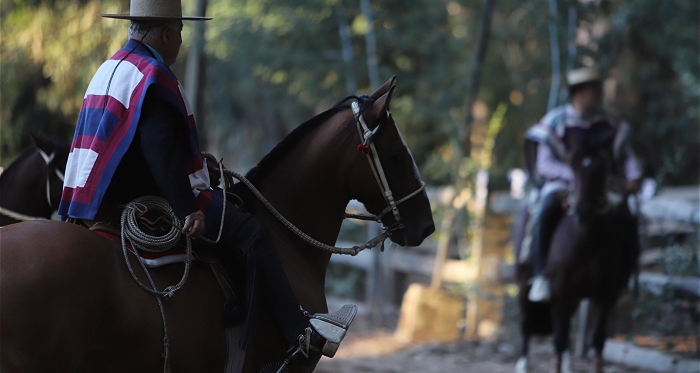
515, 356, 528, 373
595, 356, 604, 373
562, 351, 573, 373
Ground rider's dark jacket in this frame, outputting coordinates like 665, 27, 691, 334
59, 39, 222, 231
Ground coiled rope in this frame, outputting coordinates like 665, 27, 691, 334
120, 195, 192, 298
120, 195, 190, 373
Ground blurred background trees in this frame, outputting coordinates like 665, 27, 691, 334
1, 0, 698, 187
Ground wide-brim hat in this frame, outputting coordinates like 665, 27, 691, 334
566, 67, 601, 86
100, 0, 211, 21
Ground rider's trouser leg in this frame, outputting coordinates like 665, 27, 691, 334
201, 201, 308, 346
531, 191, 567, 276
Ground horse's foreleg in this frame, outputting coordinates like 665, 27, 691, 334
515, 329, 530, 373
592, 303, 612, 373
552, 303, 575, 373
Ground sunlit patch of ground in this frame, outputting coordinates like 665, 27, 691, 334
316, 331, 644, 373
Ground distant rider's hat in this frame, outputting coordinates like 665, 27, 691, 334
100, 0, 212, 21
566, 67, 601, 86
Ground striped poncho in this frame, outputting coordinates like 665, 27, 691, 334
59, 39, 221, 226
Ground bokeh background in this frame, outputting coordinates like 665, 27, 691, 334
1, 0, 698, 371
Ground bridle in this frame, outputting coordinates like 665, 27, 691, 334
38, 149, 65, 209
223, 98, 427, 255
0, 148, 65, 222
346, 99, 426, 234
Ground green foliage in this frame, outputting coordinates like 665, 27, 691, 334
1, 0, 128, 165
1, 0, 697, 186
594, 0, 699, 185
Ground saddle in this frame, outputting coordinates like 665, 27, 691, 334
72, 205, 246, 328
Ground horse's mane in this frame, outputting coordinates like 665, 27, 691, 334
245, 95, 375, 184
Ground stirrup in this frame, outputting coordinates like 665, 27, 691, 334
309, 304, 357, 357
259, 328, 313, 373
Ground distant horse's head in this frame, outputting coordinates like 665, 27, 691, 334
343, 77, 435, 247
0, 133, 68, 224
565, 122, 615, 223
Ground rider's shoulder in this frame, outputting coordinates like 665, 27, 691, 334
541, 105, 567, 127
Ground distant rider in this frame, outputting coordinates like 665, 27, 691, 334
525, 67, 641, 302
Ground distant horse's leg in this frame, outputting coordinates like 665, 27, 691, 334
515, 328, 529, 373
592, 302, 613, 373
552, 302, 576, 373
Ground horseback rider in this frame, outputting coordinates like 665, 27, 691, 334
58, 0, 355, 367
525, 67, 642, 302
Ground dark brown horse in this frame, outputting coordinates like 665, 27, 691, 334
514, 130, 639, 373
0, 133, 68, 226
0, 77, 435, 373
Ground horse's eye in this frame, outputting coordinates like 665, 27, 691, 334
582, 157, 592, 167
391, 153, 404, 164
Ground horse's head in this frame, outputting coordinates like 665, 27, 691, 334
565, 124, 615, 222
347, 77, 435, 247
29, 133, 69, 209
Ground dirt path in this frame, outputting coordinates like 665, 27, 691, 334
315, 331, 644, 373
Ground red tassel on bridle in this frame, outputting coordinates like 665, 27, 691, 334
357, 143, 371, 155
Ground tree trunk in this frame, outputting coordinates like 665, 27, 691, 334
185, 0, 208, 148
460, 0, 496, 155
547, 0, 561, 111
337, 4, 357, 95
360, 0, 380, 89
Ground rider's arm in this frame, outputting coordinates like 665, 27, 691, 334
536, 144, 574, 183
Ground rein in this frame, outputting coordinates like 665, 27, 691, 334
0, 149, 64, 222
0, 206, 48, 221
225, 167, 391, 256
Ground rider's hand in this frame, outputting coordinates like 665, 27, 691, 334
182, 210, 205, 239
626, 179, 641, 194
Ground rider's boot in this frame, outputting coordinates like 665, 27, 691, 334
528, 275, 551, 302
275, 304, 358, 371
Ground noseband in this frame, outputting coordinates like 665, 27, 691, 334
347, 100, 426, 233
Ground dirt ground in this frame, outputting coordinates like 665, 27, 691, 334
315, 331, 645, 373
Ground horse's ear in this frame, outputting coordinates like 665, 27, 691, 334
368, 84, 396, 124
29, 132, 54, 154
369, 76, 397, 100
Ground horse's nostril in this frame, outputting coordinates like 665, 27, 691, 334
423, 224, 435, 238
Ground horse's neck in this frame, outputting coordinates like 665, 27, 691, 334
253, 116, 356, 310
259, 118, 355, 243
